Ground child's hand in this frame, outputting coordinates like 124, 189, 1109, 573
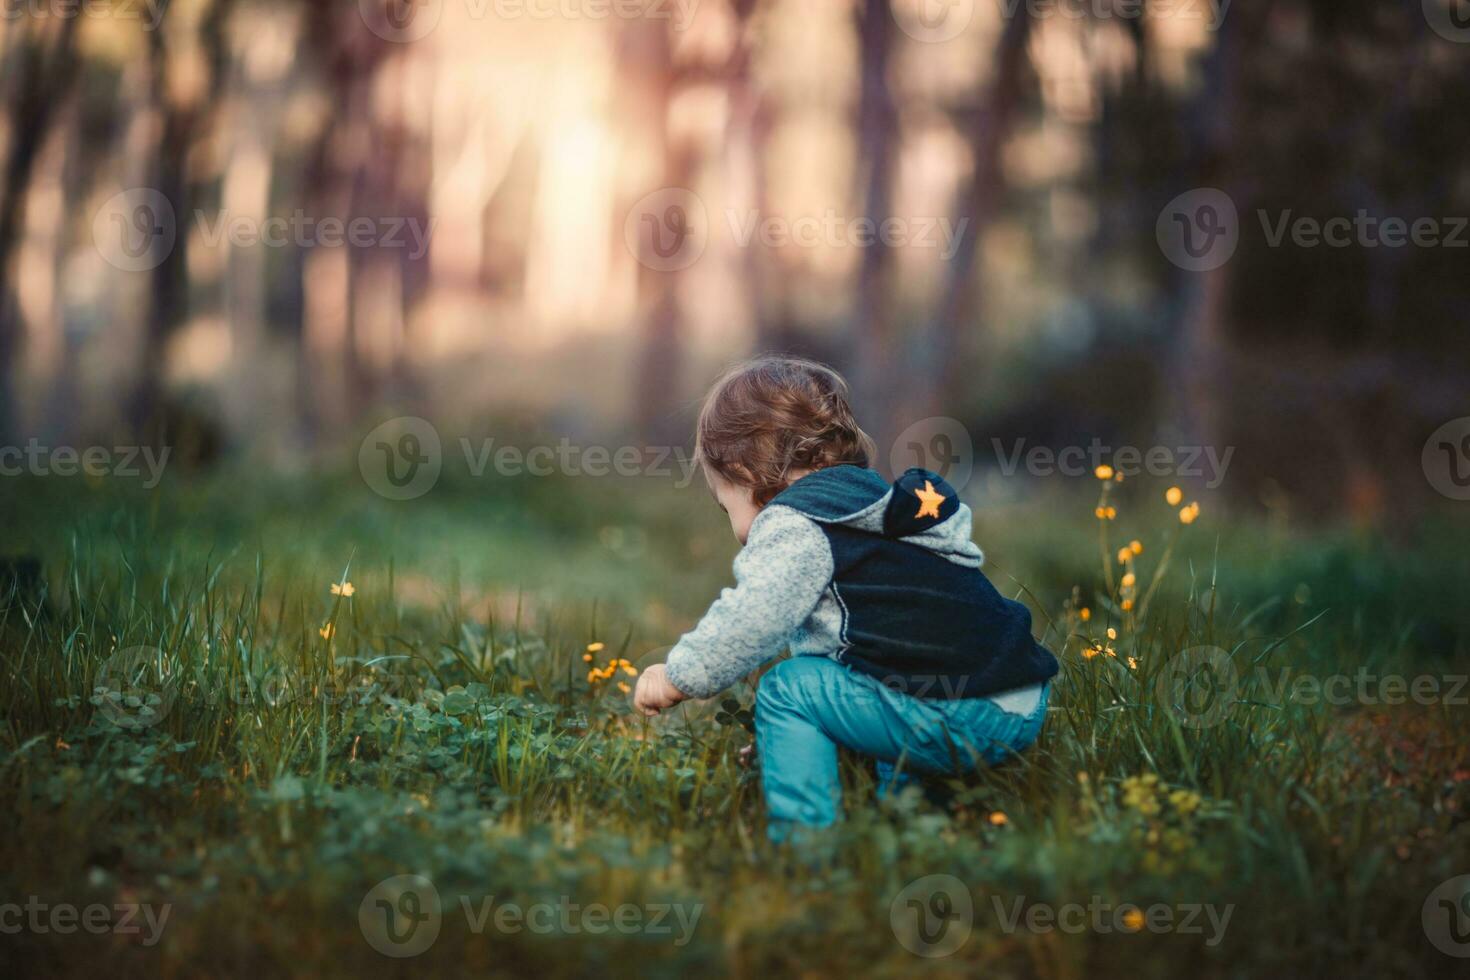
632, 664, 688, 716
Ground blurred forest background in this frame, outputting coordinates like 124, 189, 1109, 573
1, 0, 1468, 524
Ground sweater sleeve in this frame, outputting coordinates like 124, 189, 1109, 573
663, 506, 834, 698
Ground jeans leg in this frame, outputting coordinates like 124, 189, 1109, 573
756, 657, 956, 839
756, 658, 1051, 840
874, 759, 919, 800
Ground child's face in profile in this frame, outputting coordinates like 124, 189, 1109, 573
704, 468, 762, 545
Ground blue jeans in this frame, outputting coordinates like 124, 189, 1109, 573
754, 656, 1050, 841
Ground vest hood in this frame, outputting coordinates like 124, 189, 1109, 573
767, 465, 985, 569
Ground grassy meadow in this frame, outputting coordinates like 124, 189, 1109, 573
1, 460, 1468, 977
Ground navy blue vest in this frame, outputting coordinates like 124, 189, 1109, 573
768, 466, 1059, 699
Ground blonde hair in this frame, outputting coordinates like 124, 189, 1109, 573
695, 355, 877, 505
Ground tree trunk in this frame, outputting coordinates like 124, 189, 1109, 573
850, 0, 899, 444
131, 0, 236, 444
625, 21, 685, 444
913, 8, 1034, 422
0, 17, 78, 443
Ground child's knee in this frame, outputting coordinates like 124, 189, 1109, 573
756, 656, 830, 714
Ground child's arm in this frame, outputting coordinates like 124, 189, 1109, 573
639, 506, 833, 713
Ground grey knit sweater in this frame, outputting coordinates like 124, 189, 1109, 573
664, 480, 1045, 715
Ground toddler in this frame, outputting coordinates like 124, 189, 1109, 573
633, 356, 1057, 841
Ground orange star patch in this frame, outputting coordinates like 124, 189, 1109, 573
914, 480, 946, 520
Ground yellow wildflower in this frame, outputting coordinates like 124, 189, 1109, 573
1165, 486, 1183, 506
1118, 547, 1132, 564
586, 641, 605, 653
330, 581, 355, 597
318, 623, 335, 640
1122, 598, 1134, 611
1127, 656, 1139, 669
1169, 789, 1202, 815
622, 663, 638, 676
582, 653, 593, 663
1095, 465, 1114, 480
1122, 908, 1144, 931
1121, 572, 1136, 588
1129, 539, 1143, 555
617, 681, 631, 694
989, 812, 1009, 826
1107, 627, 1117, 640
1079, 607, 1091, 622
1179, 502, 1200, 524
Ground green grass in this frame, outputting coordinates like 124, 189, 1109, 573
1, 467, 1468, 977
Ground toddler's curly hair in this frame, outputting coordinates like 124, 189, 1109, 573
695, 355, 877, 505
